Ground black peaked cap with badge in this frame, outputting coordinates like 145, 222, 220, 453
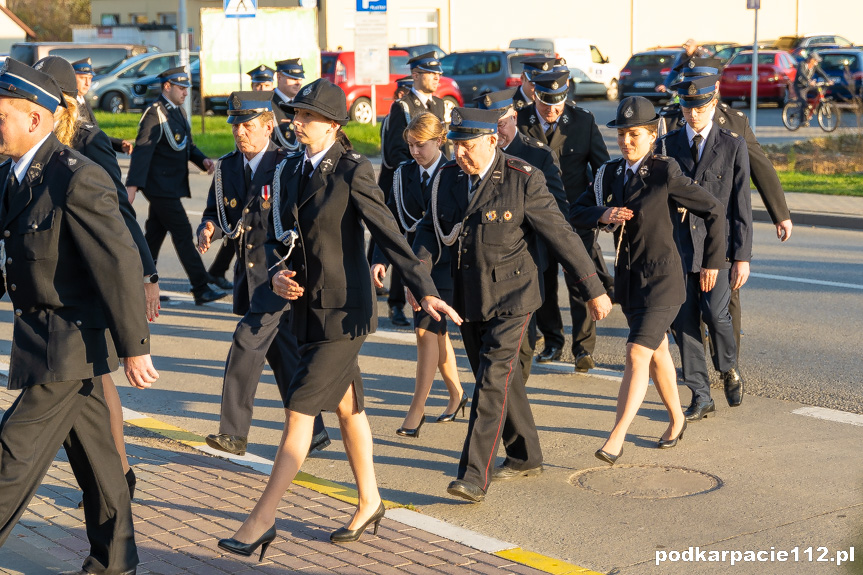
671, 74, 719, 108
607, 96, 659, 128
275, 58, 305, 79
520, 57, 556, 80
447, 107, 499, 140
408, 51, 442, 74
532, 70, 570, 104
33, 56, 78, 97
227, 91, 273, 124
0, 57, 65, 112
280, 78, 349, 126
247, 65, 275, 84
158, 66, 192, 88
473, 87, 517, 114
395, 76, 414, 90
72, 58, 94, 76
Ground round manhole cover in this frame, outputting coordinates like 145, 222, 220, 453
570, 465, 722, 499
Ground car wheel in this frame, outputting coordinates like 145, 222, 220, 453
350, 97, 374, 124
101, 91, 126, 114
606, 79, 619, 101
442, 96, 458, 122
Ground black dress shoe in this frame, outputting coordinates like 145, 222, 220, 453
437, 394, 469, 422
722, 368, 744, 407
491, 464, 543, 482
210, 276, 234, 290
657, 421, 687, 449
595, 447, 623, 465
536, 346, 562, 363
684, 399, 716, 421
389, 305, 410, 326
396, 415, 425, 438
206, 433, 248, 455
330, 502, 385, 542
574, 350, 595, 373
446, 480, 486, 502
218, 524, 277, 561
308, 429, 331, 455
193, 287, 227, 305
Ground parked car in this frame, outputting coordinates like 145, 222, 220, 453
391, 44, 447, 58
714, 42, 778, 64
700, 42, 739, 56
775, 34, 855, 61
87, 51, 192, 113
9, 42, 155, 73
813, 48, 863, 100
131, 58, 224, 115
438, 50, 539, 104
618, 49, 683, 101
321, 49, 463, 123
508, 37, 618, 99
568, 67, 608, 99
719, 50, 797, 105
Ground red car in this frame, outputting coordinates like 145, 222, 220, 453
719, 50, 797, 105
321, 49, 464, 123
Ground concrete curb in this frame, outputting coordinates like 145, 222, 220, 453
753, 207, 863, 230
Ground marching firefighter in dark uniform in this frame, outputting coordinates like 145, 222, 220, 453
271, 58, 304, 152
126, 66, 226, 305
513, 56, 555, 111
72, 57, 134, 154
248, 64, 275, 91
197, 91, 329, 457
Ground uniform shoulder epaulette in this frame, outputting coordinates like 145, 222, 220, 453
440, 159, 460, 169
506, 157, 534, 174
57, 148, 88, 172
718, 127, 741, 139
568, 102, 592, 115
734, 109, 745, 117
341, 151, 364, 163
520, 134, 544, 148
651, 154, 671, 162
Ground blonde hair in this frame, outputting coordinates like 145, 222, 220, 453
404, 111, 446, 143
53, 95, 79, 147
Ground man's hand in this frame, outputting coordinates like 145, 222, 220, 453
144, 282, 160, 321
656, 85, 667, 93
587, 293, 612, 321
124, 355, 159, 389
700, 268, 719, 292
406, 288, 420, 311
371, 264, 387, 288
203, 158, 215, 175
730, 261, 750, 291
197, 221, 215, 253
776, 219, 793, 242
126, 185, 138, 204
272, 269, 304, 300
420, 296, 462, 325
121, 140, 134, 154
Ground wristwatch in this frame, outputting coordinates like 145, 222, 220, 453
144, 274, 159, 284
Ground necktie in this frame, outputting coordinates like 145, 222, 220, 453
545, 123, 556, 141
421, 171, 430, 190
4, 171, 19, 211
624, 168, 635, 195
244, 164, 253, 195
298, 160, 314, 200
468, 174, 480, 202
690, 134, 703, 166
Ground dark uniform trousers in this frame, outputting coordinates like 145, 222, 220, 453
145, 195, 211, 289
208, 238, 236, 279
0, 379, 137, 573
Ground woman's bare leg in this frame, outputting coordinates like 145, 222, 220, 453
649, 335, 686, 441
336, 382, 382, 530
401, 328, 437, 429
437, 332, 464, 414
600, 343, 654, 456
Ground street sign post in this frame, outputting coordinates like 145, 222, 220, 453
355, 0, 388, 125
748, 0, 760, 132
225, 0, 258, 91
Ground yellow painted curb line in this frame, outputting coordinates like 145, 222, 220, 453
495, 549, 604, 575
125, 416, 207, 447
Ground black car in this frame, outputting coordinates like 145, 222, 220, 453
438, 50, 540, 104
814, 48, 863, 101
131, 59, 226, 114
618, 49, 683, 101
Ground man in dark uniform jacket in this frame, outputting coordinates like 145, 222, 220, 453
657, 39, 709, 93
248, 64, 275, 91
126, 67, 226, 305
0, 58, 158, 575
379, 52, 447, 327
660, 72, 752, 421
517, 70, 613, 372
197, 92, 329, 457
412, 107, 612, 502
477, 88, 566, 387
659, 58, 793, 358
72, 58, 134, 155
271, 58, 304, 152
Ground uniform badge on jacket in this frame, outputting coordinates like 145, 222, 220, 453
503, 210, 513, 221
261, 185, 271, 209
485, 210, 497, 222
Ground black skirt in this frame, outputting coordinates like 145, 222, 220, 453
621, 305, 680, 350
282, 336, 368, 415
412, 288, 453, 334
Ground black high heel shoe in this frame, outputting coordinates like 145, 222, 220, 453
218, 524, 277, 561
595, 447, 623, 465
657, 421, 687, 449
331, 502, 385, 543
437, 393, 469, 423
396, 415, 425, 438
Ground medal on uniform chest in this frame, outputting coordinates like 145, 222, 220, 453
485, 210, 497, 222
174, 133, 181, 141
261, 185, 271, 210
230, 198, 237, 208
503, 210, 513, 221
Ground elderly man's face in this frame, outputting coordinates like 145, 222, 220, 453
454, 134, 498, 175
496, 108, 518, 148
232, 115, 273, 158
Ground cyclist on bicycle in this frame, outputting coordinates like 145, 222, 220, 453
793, 52, 829, 107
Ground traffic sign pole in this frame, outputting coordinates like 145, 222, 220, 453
225, 0, 258, 92
748, 0, 760, 133
355, 0, 388, 126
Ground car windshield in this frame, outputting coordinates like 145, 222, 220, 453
627, 53, 678, 67
439, 54, 456, 76
104, 53, 149, 75
729, 53, 777, 66
820, 53, 860, 71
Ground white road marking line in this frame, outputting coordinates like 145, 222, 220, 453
386, 507, 516, 553
792, 406, 863, 427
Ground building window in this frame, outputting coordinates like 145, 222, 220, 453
101, 14, 120, 25
158, 12, 177, 25
397, 9, 438, 46
129, 13, 149, 25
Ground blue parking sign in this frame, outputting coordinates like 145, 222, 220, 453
356, 0, 386, 12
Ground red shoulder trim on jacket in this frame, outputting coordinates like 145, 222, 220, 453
506, 158, 535, 175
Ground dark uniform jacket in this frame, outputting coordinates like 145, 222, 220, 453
271, 92, 301, 151
200, 142, 289, 316
372, 158, 452, 290
660, 101, 791, 224
660, 125, 753, 272
72, 122, 156, 276
512, 86, 531, 111
570, 156, 727, 308
267, 142, 439, 344
126, 94, 208, 197
78, 97, 127, 154
0, 134, 150, 389
412, 150, 606, 323
517, 102, 610, 204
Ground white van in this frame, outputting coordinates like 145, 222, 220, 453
509, 37, 619, 99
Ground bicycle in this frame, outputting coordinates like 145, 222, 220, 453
782, 82, 840, 132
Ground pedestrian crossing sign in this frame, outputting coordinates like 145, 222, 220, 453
224, 0, 257, 18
